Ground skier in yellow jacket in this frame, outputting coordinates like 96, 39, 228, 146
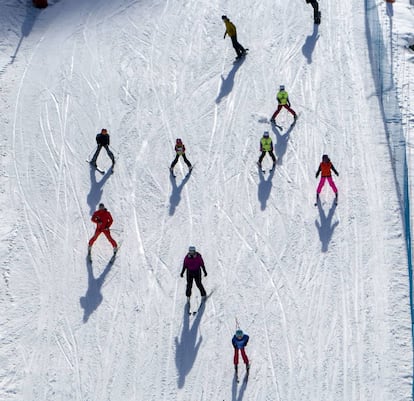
222, 15, 247, 59
258, 131, 276, 171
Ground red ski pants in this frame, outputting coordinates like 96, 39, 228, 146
88, 228, 117, 248
271, 104, 297, 120
233, 348, 249, 366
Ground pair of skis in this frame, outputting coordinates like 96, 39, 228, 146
87, 249, 117, 264
170, 165, 194, 178
257, 161, 275, 174
235, 364, 250, 383
314, 194, 338, 207
86, 160, 114, 175
187, 295, 205, 315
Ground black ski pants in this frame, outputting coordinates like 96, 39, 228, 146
258, 150, 276, 165
91, 145, 115, 165
308, 0, 319, 20
171, 154, 192, 169
231, 35, 246, 58
186, 270, 206, 297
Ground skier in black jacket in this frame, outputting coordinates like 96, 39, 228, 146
90, 128, 115, 170
306, 0, 320, 24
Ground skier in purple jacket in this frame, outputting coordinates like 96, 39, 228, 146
180, 246, 207, 299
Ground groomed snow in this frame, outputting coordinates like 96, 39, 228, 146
0, 0, 412, 400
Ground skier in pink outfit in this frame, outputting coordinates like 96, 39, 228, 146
315, 154, 339, 204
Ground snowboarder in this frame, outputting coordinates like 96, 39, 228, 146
306, 0, 321, 24
88, 203, 118, 254
180, 246, 207, 300
170, 138, 192, 174
89, 128, 115, 170
270, 85, 298, 125
258, 131, 276, 170
222, 15, 247, 60
315, 154, 339, 204
232, 329, 250, 376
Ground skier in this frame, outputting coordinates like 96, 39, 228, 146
90, 128, 115, 170
258, 131, 276, 170
232, 329, 250, 377
170, 138, 192, 175
180, 246, 207, 300
88, 203, 118, 254
222, 15, 247, 60
305, 0, 321, 24
270, 85, 298, 125
315, 154, 339, 204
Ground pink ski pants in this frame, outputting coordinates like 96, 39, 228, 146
317, 176, 338, 194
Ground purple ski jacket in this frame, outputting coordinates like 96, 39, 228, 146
181, 252, 207, 275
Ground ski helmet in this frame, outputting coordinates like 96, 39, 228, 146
279, 84, 285, 90
101, 128, 108, 134
98, 203, 105, 209
263, 131, 269, 137
235, 329, 243, 338
188, 246, 196, 254
176, 138, 182, 144
322, 154, 329, 162
221, 15, 228, 20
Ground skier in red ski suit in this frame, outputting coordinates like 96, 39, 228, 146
88, 203, 118, 251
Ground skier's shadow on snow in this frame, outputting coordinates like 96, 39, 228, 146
232, 371, 248, 401
169, 171, 192, 216
175, 302, 206, 388
215, 57, 245, 103
80, 256, 113, 323
87, 167, 111, 215
1, 2, 40, 74
272, 123, 295, 165
11, 2, 41, 62
302, 24, 319, 64
315, 198, 339, 252
258, 167, 275, 210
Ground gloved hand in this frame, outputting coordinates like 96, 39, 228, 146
180, 272, 184, 278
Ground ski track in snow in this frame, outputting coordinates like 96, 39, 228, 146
0, 0, 412, 400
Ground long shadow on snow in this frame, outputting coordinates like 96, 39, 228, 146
175, 302, 206, 388
12, 2, 41, 61
80, 256, 114, 323
232, 371, 248, 401
272, 122, 295, 165
258, 166, 275, 211
1, 2, 41, 75
315, 198, 339, 252
215, 57, 246, 104
302, 23, 319, 64
87, 167, 112, 215
169, 170, 192, 216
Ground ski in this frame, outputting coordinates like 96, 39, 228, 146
270, 120, 283, 130
235, 367, 239, 383
86, 160, 105, 174
258, 162, 275, 174
234, 48, 249, 61
170, 164, 194, 178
